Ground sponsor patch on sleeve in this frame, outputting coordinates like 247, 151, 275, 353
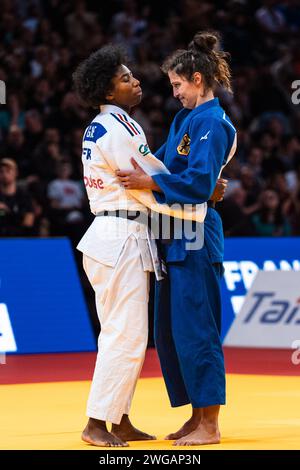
139, 144, 151, 156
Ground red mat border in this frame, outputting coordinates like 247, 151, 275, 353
0, 347, 299, 385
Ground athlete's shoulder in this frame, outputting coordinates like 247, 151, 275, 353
220, 110, 236, 134
173, 107, 190, 123
83, 115, 108, 144
189, 109, 222, 131
190, 106, 236, 134
176, 107, 190, 118
108, 111, 142, 138
207, 104, 236, 132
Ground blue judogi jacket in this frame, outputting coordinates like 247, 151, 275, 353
152, 98, 236, 263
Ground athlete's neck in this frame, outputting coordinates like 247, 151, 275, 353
101, 102, 131, 114
195, 90, 215, 108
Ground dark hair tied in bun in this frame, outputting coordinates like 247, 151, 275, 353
188, 31, 220, 54
162, 30, 232, 94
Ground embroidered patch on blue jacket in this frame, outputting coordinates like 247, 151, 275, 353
83, 123, 107, 143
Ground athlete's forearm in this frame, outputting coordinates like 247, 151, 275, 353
128, 174, 162, 192
116, 168, 163, 192
147, 176, 162, 192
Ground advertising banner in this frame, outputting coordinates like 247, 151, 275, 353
224, 271, 300, 348
221, 237, 300, 341
0, 238, 95, 354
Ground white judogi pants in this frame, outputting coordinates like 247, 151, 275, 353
83, 235, 150, 424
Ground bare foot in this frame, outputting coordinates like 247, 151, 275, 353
165, 416, 200, 440
165, 408, 202, 440
173, 422, 220, 446
112, 414, 156, 441
82, 418, 129, 447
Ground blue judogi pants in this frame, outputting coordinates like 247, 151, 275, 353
154, 244, 226, 408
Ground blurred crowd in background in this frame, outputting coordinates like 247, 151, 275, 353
1, 0, 300, 242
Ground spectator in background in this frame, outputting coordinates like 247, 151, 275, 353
278, 135, 300, 173
247, 146, 264, 181
47, 160, 86, 243
47, 92, 89, 134
284, 177, 300, 235
267, 172, 291, 205
0, 93, 25, 132
66, 0, 98, 42
239, 165, 262, 210
0, 126, 29, 176
67, 128, 86, 180
24, 110, 44, 153
30, 45, 51, 79
1, 0, 299, 367
252, 189, 291, 237
33, 127, 63, 182
0, 0, 299, 241
0, 158, 35, 236
30, 78, 53, 116
217, 185, 256, 237
256, 0, 286, 35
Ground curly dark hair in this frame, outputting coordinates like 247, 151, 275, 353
72, 45, 127, 108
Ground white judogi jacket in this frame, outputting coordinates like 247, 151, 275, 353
77, 104, 207, 279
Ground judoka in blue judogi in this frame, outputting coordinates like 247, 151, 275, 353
152, 97, 236, 409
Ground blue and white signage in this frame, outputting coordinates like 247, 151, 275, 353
221, 237, 300, 341
0, 238, 96, 354
224, 271, 300, 348
0, 303, 17, 353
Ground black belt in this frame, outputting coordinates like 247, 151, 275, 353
96, 210, 167, 269
95, 210, 173, 241
96, 208, 209, 242
98, 203, 215, 218
96, 210, 149, 224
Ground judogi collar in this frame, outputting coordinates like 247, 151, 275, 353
100, 104, 128, 116
188, 97, 220, 118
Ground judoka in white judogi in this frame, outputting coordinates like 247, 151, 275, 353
77, 104, 206, 424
